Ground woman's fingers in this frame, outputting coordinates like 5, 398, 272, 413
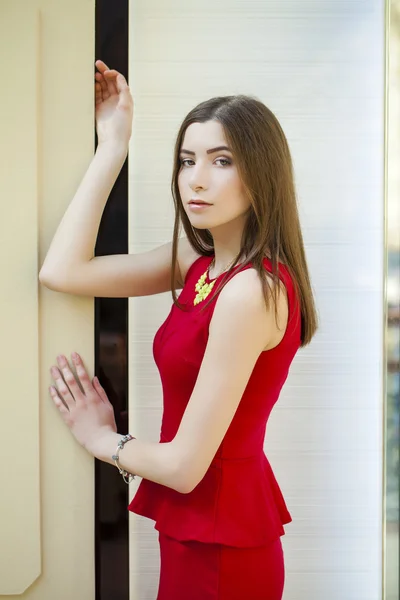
95, 60, 130, 101
71, 353, 95, 396
101, 66, 128, 97
106, 70, 129, 96
50, 366, 75, 411
95, 59, 110, 72
56, 355, 85, 406
92, 377, 111, 405
95, 71, 110, 100
95, 60, 113, 99
95, 80, 103, 105
49, 386, 70, 418
103, 70, 119, 96
96, 59, 118, 96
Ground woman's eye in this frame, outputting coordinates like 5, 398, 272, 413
216, 158, 231, 167
179, 158, 231, 167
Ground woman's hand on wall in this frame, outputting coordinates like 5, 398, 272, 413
49, 352, 117, 454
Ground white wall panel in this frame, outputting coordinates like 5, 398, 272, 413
128, 2, 385, 598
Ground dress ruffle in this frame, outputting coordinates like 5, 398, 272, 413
128, 452, 292, 548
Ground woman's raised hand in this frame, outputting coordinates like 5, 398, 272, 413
94, 59, 134, 147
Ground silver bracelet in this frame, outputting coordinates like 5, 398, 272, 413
112, 433, 137, 484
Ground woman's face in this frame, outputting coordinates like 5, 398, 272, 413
178, 120, 251, 230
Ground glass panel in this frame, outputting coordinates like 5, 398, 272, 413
385, 1, 400, 598
94, 2, 130, 599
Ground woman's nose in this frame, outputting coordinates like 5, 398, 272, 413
188, 164, 209, 190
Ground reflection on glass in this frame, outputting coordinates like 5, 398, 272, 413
94, 2, 130, 599
386, 1, 400, 598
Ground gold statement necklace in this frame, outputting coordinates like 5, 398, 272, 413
194, 257, 235, 306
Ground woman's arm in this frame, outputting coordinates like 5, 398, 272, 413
39, 139, 128, 285
90, 432, 184, 492
39, 61, 137, 294
39, 61, 200, 297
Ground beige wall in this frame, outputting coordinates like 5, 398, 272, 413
0, 0, 95, 598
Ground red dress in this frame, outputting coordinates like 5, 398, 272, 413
128, 254, 301, 599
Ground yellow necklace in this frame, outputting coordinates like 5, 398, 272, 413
193, 258, 234, 306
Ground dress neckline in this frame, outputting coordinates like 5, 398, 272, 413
205, 255, 247, 283
203, 254, 283, 284
205, 256, 222, 283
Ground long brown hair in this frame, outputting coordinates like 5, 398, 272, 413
169, 95, 318, 346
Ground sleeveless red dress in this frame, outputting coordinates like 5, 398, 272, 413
128, 254, 301, 549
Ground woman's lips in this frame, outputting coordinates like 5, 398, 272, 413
188, 202, 211, 210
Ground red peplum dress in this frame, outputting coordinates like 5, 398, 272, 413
128, 254, 301, 599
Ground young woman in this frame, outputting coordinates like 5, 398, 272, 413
40, 59, 318, 600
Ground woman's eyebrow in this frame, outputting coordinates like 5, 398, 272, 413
179, 145, 232, 156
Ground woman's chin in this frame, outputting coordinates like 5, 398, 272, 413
191, 223, 211, 230
186, 215, 212, 229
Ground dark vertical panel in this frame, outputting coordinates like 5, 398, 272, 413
94, 2, 129, 599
